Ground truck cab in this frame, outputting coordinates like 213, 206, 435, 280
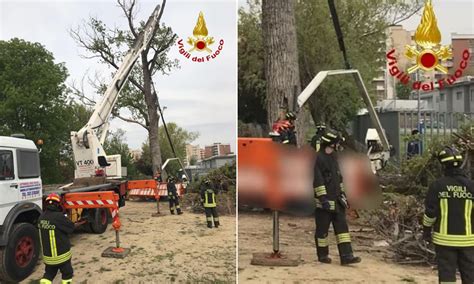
0, 136, 43, 282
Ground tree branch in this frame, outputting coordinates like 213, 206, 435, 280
361, 6, 422, 38
149, 32, 177, 71
115, 114, 149, 130
118, 0, 138, 39
69, 76, 97, 107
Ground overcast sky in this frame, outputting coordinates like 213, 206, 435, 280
0, 0, 237, 151
399, 0, 474, 44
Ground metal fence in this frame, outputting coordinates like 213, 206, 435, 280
352, 111, 474, 163
399, 111, 474, 138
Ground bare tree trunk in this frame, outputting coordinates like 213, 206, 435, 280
262, 0, 307, 145
141, 53, 162, 173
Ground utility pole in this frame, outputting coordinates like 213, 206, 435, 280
416, 70, 423, 154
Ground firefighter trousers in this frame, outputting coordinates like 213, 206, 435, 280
41, 259, 73, 283
435, 245, 474, 283
204, 207, 219, 228
168, 195, 182, 214
315, 208, 354, 260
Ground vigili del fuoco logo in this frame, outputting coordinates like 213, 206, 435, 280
386, 0, 470, 91
177, 12, 224, 63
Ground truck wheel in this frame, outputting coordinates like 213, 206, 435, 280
89, 208, 108, 234
0, 223, 40, 283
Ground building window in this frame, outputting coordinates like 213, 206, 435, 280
440, 93, 445, 102
457, 92, 463, 100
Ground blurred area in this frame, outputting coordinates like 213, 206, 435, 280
238, 138, 381, 215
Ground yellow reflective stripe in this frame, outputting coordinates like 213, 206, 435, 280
432, 232, 474, 247
315, 143, 320, 152
43, 251, 72, 265
314, 186, 327, 197
423, 214, 437, 227
51, 230, 57, 257
439, 150, 446, 155
38, 229, 43, 254
466, 200, 472, 236
48, 230, 57, 257
214, 217, 219, 221
433, 238, 474, 247
315, 199, 335, 210
440, 199, 448, 235
206, 217, 213, 221
441, 156, 455, 162
336, 233, 351, 244
317, 238, 328, 247
61, 279, 73, 284
327, 133, 337, 138
40, 279, 52, 284
340, 183, 345, 192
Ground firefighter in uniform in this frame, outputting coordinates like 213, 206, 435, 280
270, 111, 297, 145
423, 146, 474, 283
313, 131, 361, 265
167, 176, 183, 215
282, 111, 297, 145
39, 193, 75, 284
310, 123, 327, 152
201, 179, 220, 228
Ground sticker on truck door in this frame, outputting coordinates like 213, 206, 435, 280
20, 181, 41, 200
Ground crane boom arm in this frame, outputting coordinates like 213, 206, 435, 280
84, 4, 161, 132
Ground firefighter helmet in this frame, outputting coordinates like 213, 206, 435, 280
437, 146, 463, 167
285, 112, 296, 121
321, 131, 340, 145
316, 123, 326, 131
46, 193, 61, 205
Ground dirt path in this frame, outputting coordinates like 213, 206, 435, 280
23, 201, 236, 283
238, 213, 438, 284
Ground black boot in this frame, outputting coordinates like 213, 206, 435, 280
170, 210, 175, 215
177, 208, 183, 215
318, 256, 332, 264
340, 255, 361, 265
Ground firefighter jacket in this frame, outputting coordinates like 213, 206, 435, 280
38, 208, 75, 265
313, 151, 345, 211
423, 170, 474, 247
167, 182, 178, 197
201, 187, 218, 208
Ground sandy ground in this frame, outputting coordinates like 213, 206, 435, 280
238, 212, 439, 284
23, 201, 236, 284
